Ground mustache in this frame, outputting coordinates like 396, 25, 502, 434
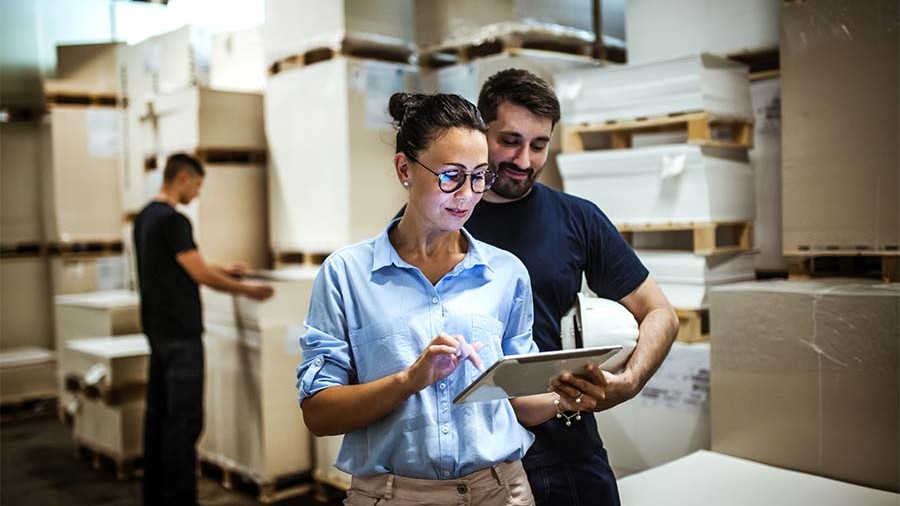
497, 162, 534, 175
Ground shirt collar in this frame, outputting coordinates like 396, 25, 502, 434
371, 218, 494, 276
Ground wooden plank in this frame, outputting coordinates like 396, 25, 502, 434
618, 221, 753, 256
675, 309, 709, 343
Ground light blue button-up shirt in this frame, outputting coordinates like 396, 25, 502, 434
296, 220, 538, 479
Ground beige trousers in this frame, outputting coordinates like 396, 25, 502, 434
343, 460, 535, 506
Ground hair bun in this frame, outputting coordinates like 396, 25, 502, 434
389, 92, 427, 127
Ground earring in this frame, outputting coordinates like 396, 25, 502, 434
402, 181, 410, 187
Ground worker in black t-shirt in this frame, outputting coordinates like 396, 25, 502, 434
466, 70, 680, 506
133, 153, 273, 506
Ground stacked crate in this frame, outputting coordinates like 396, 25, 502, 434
555, 53, 756, 477
199, 268, 317, 503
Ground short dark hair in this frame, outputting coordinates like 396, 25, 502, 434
389, 92, 487, 159
478, 69, 561, 127
163, 153, 205, 183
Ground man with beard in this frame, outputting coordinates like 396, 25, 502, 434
463, 69, 680, 505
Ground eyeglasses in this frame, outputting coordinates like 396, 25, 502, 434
408, 155, 496, 194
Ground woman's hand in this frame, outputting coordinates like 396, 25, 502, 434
402, 333, 483, 393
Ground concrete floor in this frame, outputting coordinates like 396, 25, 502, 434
0, 412, 342, 506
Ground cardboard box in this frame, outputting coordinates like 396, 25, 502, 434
636, 252, 754, 310
749, 78, 786, 271
597, 342, 710, 477
422, 50, 596, 190
118, 25, 211, 99
264, 0, 414, 65
0, 347, 57, 403
415, 0, 598, 49
43, 105, 123, 243
618, 450, 899, 506
266, 58, 417, 253
710, 279, 900, 492
555, 54, 753, 125
149, 88, 265, 156
73, 396, 144, 460
64, 335, 149, 391
559, 145, 755, 225
210, 27, 266, 93
0, 256, 52, 350
54, 290, 141, 348
626, 0, 781, 64
50, 255, 129, 295
199, 268, 316, 480
192, 162, 269, 269
1, 122, 44, 244
781, 0, 899, 251
44, 42, 122, 96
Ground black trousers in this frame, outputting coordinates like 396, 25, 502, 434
142, 336, 204, 506
525, 448, 621, 506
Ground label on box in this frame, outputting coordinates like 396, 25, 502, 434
86, 109, 122, 159
637, 345, 710, 415
437, 64, 478, 104
364, 63, 409, 130
286, 324, 304, 356
96, 256, 127, 291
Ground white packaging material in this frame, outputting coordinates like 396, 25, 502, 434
559, 145, 754, 226
1, 121, 45, 244
618, 450, 899, 506
749, 78, 785, 271
0, 347, 57, 404
266, 58, 417, 253
637, 251, 755, 309
598, 342, 710, 477
210, 27, 266, 93
626, 0, 781, 64
51, 255, 129, 295
264, 0, 414, 65
63, 335, 149, 389
554, 54, 752, 125
0, 257, 53, 350
73, 396, 144, 459
54, 290, 141, 348
314, 435, 352, 491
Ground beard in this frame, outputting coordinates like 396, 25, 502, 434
489, 161, 540, 200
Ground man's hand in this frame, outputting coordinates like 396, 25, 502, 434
550, 363, 638, 412
225, 262, 251, 277
242, 280, 274, 301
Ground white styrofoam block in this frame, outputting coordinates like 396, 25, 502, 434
554, 54, 752, 125
749, 78, 786, 271
626, 0, 780, 64
559, 145, 755, 225
618, 450, 899, 506
598, 342, 710, 477
637, 251, 755, 309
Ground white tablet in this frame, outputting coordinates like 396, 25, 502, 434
453, 345, 622, 404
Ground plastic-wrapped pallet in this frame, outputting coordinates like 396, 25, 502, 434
1, 121, 44, 245
636, 251, 754, 310
422, 50, 596, 190
63, 335, 149, 397
0, 256, 53, 350
597, 342, 710, 477
44, 42, 122, 97
266, 57, 417, 254
0, 347, 57, 404
554, 54, 752, 125
54, 290, 141, 348
558, 145, 754, 226
264, 0, 414, 66
314, 435, 351, 491
749, 78, 785, 271
210, 27, 266, 93
73, 396, 145, 464
625, 0, 781, 64
118, 25, 212, 99
42, 105, 124, 244
50, 255, 129, 295
200, 267, 317, 484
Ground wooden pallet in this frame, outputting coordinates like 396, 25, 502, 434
45, 92, 119, 107
64, 375, 146, 406
420, 28, 614, 68
0, 242, 46, 258
619, 221, 753, 256
47, 240, 124, 256
562, 111, 754, 152
268, 38, 415, 75
785, 249, 900, 283
675, 308, 709, 343
195, 148, 268, 165
0, 106, 45, 123
275, 251, 331, 268
74, 438, 142, 481
0, 394, 57, 422
727, 47, 780, 80
199, 456, 313, 504
313, 480, 348, 504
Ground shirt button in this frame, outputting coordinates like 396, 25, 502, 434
443, 470, 450, 477
431, 297, 438, 304
314, 357, 323, 366
439, 383, 446, 390
442, 425, 449, 434
457, 484, 468, 495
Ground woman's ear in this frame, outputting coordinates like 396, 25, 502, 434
394, 152, 411, 187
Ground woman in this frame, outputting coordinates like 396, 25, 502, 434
296, 92, 576, 506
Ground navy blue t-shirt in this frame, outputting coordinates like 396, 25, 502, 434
133, 201, 203, 338
464, 183, 649, 467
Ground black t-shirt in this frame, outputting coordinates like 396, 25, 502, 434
464, 183, 649, 467
133, 201, 203, 337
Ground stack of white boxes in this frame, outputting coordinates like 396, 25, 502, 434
555, 54, 757, 476
264, 1, 418, 258
199, 268, 317, 490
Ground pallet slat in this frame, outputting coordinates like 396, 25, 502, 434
199, 456, 312, 504
619, 221, 753, 256
268, 39, 414, 75
786, 252, 899, 283
675, 309, 709, 343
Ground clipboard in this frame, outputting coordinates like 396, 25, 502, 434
453, 345, 622, 404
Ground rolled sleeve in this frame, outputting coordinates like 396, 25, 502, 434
501, 266, 539, 356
